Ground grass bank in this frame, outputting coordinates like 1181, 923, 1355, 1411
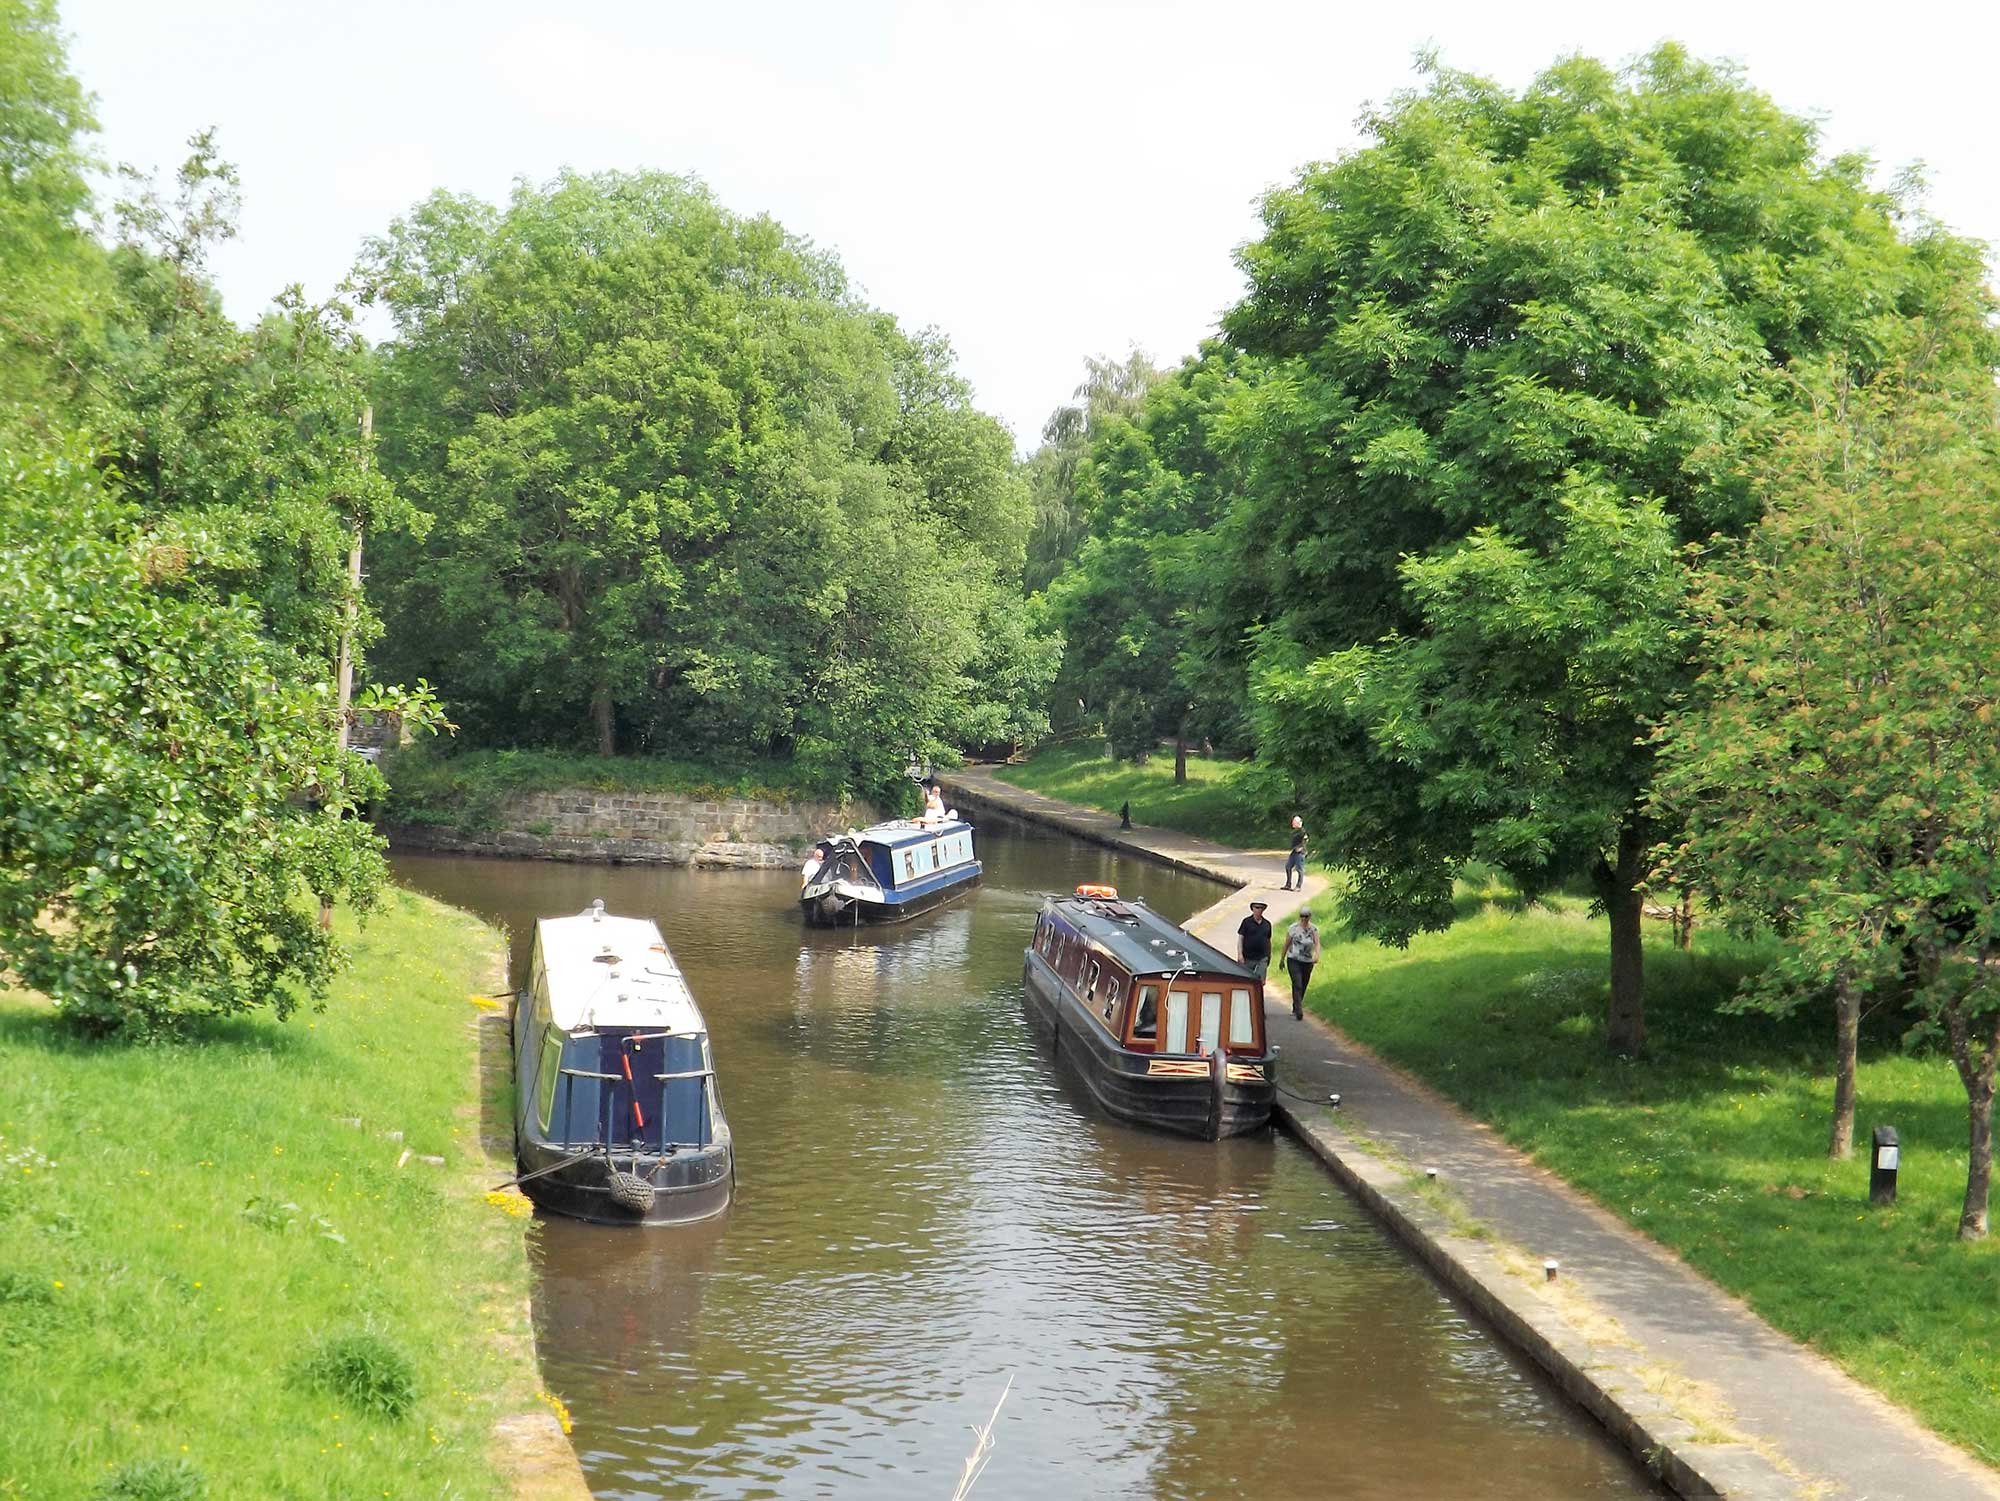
993, 742, 1277, 851
0, 887, 549, 1500
382, 744, 839, 832
1305, 882, 2000, 1465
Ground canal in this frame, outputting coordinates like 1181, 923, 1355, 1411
392, 818, 1659, 1500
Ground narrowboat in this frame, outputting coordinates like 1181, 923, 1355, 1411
800, 817, 981, 925
1023, 886, 1276, 1139
512, 901, 732, 1225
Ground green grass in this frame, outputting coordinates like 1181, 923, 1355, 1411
994, 742, 1278, 850
382, 743, 834, 831
0, 889, 540, 1499
1306, 890, 2000, 1467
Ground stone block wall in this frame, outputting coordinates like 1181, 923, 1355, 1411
384, 788, 883, 869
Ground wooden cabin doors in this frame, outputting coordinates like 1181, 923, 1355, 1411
1161, 982, 1259, 1055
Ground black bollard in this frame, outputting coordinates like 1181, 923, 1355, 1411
1119, 801, 1131, 830
1870, 1124, 1900, 1206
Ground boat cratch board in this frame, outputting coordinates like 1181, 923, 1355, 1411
511, 901, 733, 1225
1021, 885, 1276, 1139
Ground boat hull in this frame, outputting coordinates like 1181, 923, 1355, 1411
1022, 952, 1274, 1139
800, 868, 982, 926
513, 1134, 734, 1227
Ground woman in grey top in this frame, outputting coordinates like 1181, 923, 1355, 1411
1284, 908, 1322, 1021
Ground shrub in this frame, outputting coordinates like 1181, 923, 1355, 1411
95, 1459, 207, 1501
296, 1327, 418, 1420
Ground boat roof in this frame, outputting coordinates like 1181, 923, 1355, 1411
534, 906, 707, 1035
1044, 894, 1254, 981
828, 817, 972, 848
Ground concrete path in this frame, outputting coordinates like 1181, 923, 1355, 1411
943, 765, 2000, 1501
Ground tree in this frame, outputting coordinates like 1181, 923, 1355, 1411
1653, 338, 2000, 1231
1023, 350, 1163, 594
1228, 46, 1988, 1052
99, 134, 412, 677
0, 442, 388, 1033
361, 171, 1054, 789
0, 0, 111, 422
1045, 346, 1253, 774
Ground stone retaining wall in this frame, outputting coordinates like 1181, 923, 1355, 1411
385, 788, 881, 869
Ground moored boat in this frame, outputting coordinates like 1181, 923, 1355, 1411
800, 816, 981, 925
512, 901, 732, 1225
1022, 886, 1275, 1139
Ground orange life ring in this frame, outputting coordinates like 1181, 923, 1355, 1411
1074, 883, 1118, 900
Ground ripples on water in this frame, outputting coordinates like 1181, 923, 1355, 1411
392, 822, 1655, 1500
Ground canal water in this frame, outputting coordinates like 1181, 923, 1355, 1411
392, 819, 1658, 1500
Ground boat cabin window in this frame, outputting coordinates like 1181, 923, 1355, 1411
536, 1028, 563, 1132
1165, 991, 1190, 1053
1198, 991, 1223, 1054
1230, 987, 1256, 1048
1086, 959, 1100, 998
904, 851, 917, 880
1132, 984, 1159, 1041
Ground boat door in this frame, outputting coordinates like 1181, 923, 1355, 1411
1164, 986, 1224, 1055
1196, 989, 1223, 1054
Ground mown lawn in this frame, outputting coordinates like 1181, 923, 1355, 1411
1306, 885, 2000, 1468
993, 742, 1277, 851
0, 887, 542, 1500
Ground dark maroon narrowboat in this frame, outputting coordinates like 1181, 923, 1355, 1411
1022, 887, 1275, 1139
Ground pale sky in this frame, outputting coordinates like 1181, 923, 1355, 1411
61, 1, 2000, 450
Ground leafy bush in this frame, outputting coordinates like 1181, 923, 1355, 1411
296, 1328, 418, 1420
0, 443, 387, 1034
95, 1459, 207, 1501
1103, 691, 1155, 763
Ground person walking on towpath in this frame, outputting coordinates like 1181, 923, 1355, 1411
1237, 899, 1272, 1004
1284, 815, 1307, 891
1284, 907, 1321, 1021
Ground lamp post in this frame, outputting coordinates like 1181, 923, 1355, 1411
1870, 1125, 1900, 1206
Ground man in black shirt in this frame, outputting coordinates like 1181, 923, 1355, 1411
1285, 816, 1307, 891
1237, 899, 1272, 1003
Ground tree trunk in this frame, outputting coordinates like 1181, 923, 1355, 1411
592, 688, 615, 758
1960, 1096, 1992, 1248
1174, 730, 1187, 785
1946, 1003, 2000, 1241
1828, 971, 1859, 1160
1594, 818, 1647, 1056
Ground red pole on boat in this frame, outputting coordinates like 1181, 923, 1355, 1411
621, 1049, 646, 1131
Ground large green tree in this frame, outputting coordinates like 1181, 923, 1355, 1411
0, 0, 110, 422
1024, 350, 1163, 595
97, 135, 411, 677
1045, 345, 1255, 773
1236, 46, 1990, 1052
1654, 335, 2000, 1231
361, 171, 1053, 787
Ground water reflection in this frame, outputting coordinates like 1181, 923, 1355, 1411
391, 818, 1656, 1499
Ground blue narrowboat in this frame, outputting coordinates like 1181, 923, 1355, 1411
1023, 886, 1276, 1139
799, 817, 981, 925
512, 902, 733, 1225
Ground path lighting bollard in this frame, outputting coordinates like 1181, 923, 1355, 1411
1328, 1093, 1341, 1109
1870, 1125, 1900, 1206
1544, 1259, 1560, 1283
1425, 1167, 1438, 1181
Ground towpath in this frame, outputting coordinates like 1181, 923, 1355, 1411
942, 764, 2000, 1501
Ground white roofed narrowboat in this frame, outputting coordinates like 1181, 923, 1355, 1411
511, 902, 732, 1225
